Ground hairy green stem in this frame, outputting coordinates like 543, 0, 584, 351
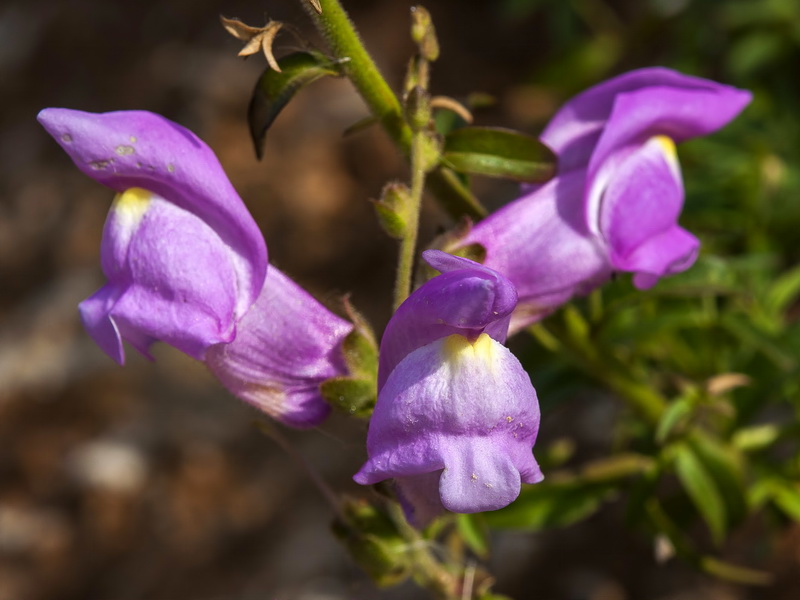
393, 130, 428, 310
302, 0, 409, 147
301, 0, 484, 221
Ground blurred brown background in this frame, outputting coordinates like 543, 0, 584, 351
2, 1, 798, 599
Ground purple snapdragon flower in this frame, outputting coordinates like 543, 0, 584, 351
354, 250, 542, 526
38, 108, 351, 427
460, 68, 752, 333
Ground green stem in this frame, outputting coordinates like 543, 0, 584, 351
302, 0, 484, 221
386, 501, 460, 599
393, 129, 428, 310
303, 0, 410, 149
427, 169, 486, 220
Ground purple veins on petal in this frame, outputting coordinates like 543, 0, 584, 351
205, 265, 353, 429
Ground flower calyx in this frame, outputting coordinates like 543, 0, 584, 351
320, 298, 378, 418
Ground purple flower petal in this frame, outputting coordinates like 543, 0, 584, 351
454, 69, 751, 327
597, 135, 695, 281
438, 437, 522, 514
395, 472, 446, 528
205, 266, 353, 429
584, 83, 752, 230
542, 67, 751, 173
78, 286, 125, 364
461, 169, 611, 333
355, 333, 541, 526
619, 226, 700, 290
77, 190, 242, 362
37, 108, 267, 320
377, 252, 517, 390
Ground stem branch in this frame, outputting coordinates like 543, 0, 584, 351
393, 129, 428, 309
302, 0, 484, 220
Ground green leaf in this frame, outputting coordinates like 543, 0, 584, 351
442, 126, 556, 182
700, 556, 772, 586
720, 313, 796, 370
766, 263, 800, 317
645, 499, 771, 585
456, 513, 490, 558
751, 478, 800, 522
486, 479, 617, 530
687, 432, 748, 527
772, 481, 800, 521
732, 424, 781, 452
673, 443, 727, 544
656, 396, 694, 443
248, 51, 342, 158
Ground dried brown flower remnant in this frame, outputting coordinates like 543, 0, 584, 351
220, 16, 285, 72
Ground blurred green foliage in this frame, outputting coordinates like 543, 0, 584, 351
491, 0, 800, 583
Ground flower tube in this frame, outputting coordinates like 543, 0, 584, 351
355, 250, 542, 526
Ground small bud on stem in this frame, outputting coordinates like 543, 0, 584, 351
410, 6, 439, 62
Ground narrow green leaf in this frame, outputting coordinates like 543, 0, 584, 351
700, 557, 773, 586
766, 263, 800, 317
656, 397, 694, 443
687, 432, 748, 527
248, 51, 342, 158
456, 513, 490, 558
442, 126, 556, 182
733, 424, 780, 452
673, 443, 727, 544
769, 480, 800, 521
645, 499, 771, 585
748, 476, 800, 522
486, 479, 617, 530
720, 313, 796, 370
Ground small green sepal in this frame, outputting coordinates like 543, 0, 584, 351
405, 85, 432, 132
372, 182, 411, 240
332, 497, 411, 587
418, 131, 443, 173
410, 5, 439, 62
321, 298, 378, 417
320, 376, 376, 417
341, 297, 378, 380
